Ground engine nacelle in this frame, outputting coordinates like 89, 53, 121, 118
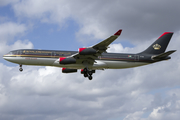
78, 48, 96, 55
59, 57, 76, 64
62, 68, 77, 73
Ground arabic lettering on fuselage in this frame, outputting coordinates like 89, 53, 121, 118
23, 50, 51, 54
23, 50, 71, 55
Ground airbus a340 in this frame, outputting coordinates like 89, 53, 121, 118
3, 29, 176, 80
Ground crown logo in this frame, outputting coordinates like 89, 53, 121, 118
153, 44, 161, 50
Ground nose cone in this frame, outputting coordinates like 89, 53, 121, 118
3, 54, 9, 60
3, 54, 17, 64
3, 54, 13, 62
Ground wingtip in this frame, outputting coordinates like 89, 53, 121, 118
114, 29, 122, 36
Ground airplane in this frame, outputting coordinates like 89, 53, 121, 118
3, 29, 176, 80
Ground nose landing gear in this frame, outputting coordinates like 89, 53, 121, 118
19, 64, 23, 72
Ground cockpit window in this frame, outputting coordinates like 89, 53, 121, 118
8, 52, 12, 55
8, 51, 17, 55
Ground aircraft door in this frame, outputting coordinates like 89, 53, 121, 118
52, 52, 55, 57
17, 50, 22, 57
134, 55, 139, 61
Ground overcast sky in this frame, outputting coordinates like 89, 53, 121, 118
0, 0, 180, 120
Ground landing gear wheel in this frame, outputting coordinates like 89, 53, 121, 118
84, 68, 87, 72
88, 75, 92, 80
88, 71, 92, 76
82, 67, 93, 80
84, 73, 88, 77
19, 68, 23, 72
19, 64, 23, 72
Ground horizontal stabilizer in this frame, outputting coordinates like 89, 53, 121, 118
152, 50, 176, 60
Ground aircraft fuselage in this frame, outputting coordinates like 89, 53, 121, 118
3, 49, 153, 69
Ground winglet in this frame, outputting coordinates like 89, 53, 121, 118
114, 29, 122, 36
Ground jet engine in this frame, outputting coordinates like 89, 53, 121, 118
78, 48, 96, 55
62, 68, 77, 73
59, 57, 76, 64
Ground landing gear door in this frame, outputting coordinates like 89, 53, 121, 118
135, 55, 139, 61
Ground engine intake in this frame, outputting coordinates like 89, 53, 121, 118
62, 68, 77, 73
59, 57, 76, 64
78, 48, 96, 55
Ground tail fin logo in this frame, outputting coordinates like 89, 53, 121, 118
153, 44, 161, 50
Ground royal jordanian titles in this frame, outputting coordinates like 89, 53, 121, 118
3, 29, 176, 80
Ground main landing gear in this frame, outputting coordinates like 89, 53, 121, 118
81, 68, 95, 80
19, 64, 23, 72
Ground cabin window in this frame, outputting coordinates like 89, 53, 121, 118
22, 50, 52, 56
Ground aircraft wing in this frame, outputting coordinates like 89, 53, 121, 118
70, 29, 122, 67
92, 29, 122, 54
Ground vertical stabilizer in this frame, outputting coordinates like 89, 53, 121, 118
140, 32, 173, 55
